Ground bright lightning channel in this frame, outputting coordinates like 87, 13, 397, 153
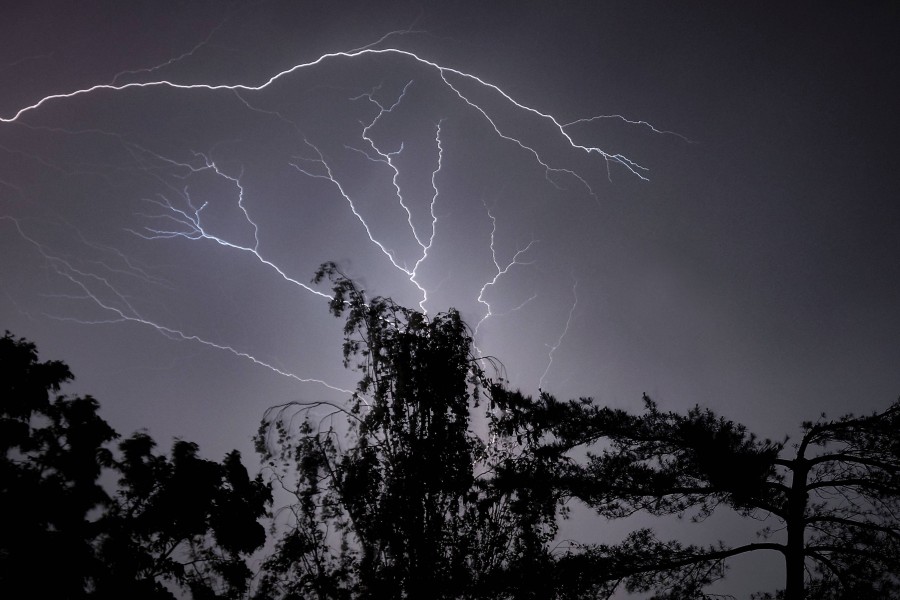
1, 47, 651, 186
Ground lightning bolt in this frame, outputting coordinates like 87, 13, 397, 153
2, 35, 683, 396
1, 47, 651, 185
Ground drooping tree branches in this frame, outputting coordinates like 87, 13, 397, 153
255, 264, 563, 600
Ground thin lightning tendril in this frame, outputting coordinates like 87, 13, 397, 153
562, 114, 695, 144
127, 152, 331, 301
110, 11, 232, 85
1, 215, 352, 394
538, 277, 578, 391
473, 203, 537, 345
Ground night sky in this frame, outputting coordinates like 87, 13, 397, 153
2, 2, 899, 595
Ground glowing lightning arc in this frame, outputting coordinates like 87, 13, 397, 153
1, 35, 681, 397
1, 46, 650, 183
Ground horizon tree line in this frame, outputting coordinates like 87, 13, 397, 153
2, 264, 898, 599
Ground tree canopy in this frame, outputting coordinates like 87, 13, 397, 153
0, 331, 271, 599
493, 390, 900, 599
4, 275, 898, 600
254, 264, 562, 599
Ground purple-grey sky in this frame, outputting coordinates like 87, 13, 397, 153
2, 1, 898, 596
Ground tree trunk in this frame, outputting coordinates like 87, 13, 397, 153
784, 458, 810, 600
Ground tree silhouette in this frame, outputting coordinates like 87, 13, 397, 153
95, 432, 271, 599
1, 331, 118, 597
8, 299, 895, 600
495, 391, 900, 599
254, 264, 562, 600
0, 331, 271, 599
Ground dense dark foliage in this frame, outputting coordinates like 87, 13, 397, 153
1, 332, 118, 597
254, 264, 562, 599
0, 331, 271, 599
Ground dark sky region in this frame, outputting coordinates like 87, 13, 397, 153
2, 1, 899, 596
